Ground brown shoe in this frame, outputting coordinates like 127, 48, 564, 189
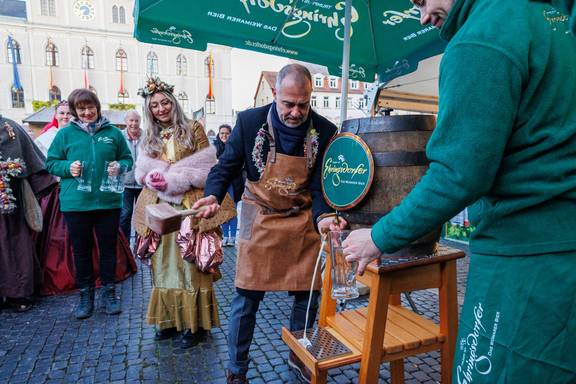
226, 371, 249, 384
288, 352, 312, 383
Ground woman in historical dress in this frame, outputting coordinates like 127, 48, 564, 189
0, 117, 57, 312
133, 77, 234, 349
34, 100, 136, 297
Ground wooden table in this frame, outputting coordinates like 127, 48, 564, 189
282, 245, 465, 384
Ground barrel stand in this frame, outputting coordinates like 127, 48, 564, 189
282, 245, 465, 384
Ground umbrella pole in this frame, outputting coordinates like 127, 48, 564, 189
338, 0, 353, 132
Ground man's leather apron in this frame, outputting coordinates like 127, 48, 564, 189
236, 112, 321, 291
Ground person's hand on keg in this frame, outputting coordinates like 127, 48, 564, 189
192, 195, 220, 218
343, 228, 381, 275
317, 213, 348, 234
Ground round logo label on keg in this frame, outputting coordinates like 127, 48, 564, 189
322, 133, 374, 210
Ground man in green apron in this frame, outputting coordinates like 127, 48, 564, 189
194, 64, 346, 384
343, 0, 576, 383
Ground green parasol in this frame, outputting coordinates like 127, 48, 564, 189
134, 0, 446, 121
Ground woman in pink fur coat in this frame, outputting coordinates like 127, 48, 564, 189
132, 78, 235, 349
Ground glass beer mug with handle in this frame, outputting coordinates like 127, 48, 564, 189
329, 230, 359, 300
75, 161, 93, 192
112, 164, 127, 193
99, 160, 116, 192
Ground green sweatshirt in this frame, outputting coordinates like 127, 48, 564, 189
371, 0, 576, 256
46, 118, 133, 212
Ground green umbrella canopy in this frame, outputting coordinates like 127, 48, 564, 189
134, 0, 446, 83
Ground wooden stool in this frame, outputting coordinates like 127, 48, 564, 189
282, 245, 465, 384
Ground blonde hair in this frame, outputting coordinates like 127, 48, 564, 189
140, 91, 195, 158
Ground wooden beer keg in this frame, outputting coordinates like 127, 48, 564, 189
340, 115, 440, 256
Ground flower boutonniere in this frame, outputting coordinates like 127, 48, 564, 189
252, 125, 267, 176
304, 128, 319, 169
0, 158, 24, 214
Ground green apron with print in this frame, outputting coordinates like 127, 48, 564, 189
453, 252, 576, 384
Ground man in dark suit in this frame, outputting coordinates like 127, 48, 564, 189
194, 64, 346, 384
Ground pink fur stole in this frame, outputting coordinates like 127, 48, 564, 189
135, 146, 217, 204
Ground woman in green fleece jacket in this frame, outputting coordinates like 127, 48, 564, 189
344, 0, 576, 382
46, 89, 133, 320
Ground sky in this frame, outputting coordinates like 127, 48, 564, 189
230, 48, 289, 113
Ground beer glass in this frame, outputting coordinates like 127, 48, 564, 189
112, 165, 127, 193
329, 230, 359, 300
99, 161, 115, 192
76, 161, 92, 192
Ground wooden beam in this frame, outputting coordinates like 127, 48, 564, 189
375, 89, 439, 114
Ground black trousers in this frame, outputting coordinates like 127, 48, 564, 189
63, 209, 121, 289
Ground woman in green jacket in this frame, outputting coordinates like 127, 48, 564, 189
46, 89, 133, 320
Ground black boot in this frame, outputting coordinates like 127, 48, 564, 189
154, 327, 177, 340
101, 284, 121, 315
75, 287, 95, 319
180, 329, 206, 349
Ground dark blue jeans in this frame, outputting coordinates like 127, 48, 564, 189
120, 187, 141, 240
227, 288, 320, 375
63, 209, 121, 289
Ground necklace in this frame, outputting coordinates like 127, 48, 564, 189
251, 126, 319, 177
159, 126, 174, 141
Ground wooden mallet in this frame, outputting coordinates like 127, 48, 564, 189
145, 203, 206, 235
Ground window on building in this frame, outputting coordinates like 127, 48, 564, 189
81, 46, 94, 69
146, 51, 158, 76
41, 0, 56, 16
112, 5, 118, 23
204, 55, 215, 78
205, 96, 216, 114
11, 87, 24, 108
115, 49, 127, 71
45, 41, 59, 66
350, 80, 359, 90
358, 97, 366, 109
335, 96, 340, 109
310, 96, 317, 107
176, 54, 187, 76
323, 96, 329, 108
313, 75, 323, 88
329, 77, 337, 89
119, 6, 126, 24
7, 38, 22, 64
48, 0, 55, 16
118, 89, 129, 103
49, 85, 61, 102
41, 0, 48, 16
177, 92, 189, 112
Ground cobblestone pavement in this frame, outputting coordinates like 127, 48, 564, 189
0, 240, 469, 384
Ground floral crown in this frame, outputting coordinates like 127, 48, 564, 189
137, 77, 175, 98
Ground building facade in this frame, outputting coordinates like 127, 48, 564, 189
0, 0, 233, 134
253, 64, 370, 126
